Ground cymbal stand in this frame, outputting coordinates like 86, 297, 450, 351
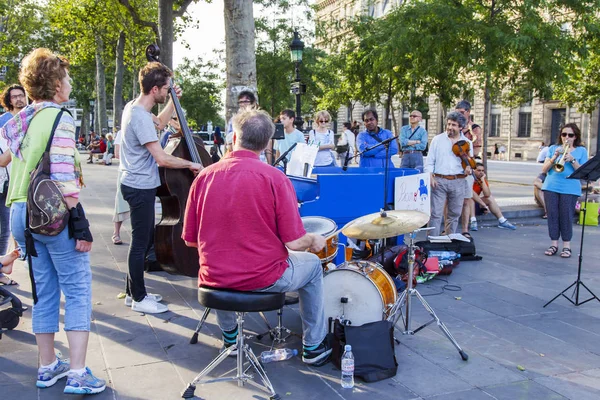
390, 227, 468, 361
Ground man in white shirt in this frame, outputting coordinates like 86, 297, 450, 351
424, 111, 472, 236
274, 109, 305, 165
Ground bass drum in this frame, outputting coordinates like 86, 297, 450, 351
323, 261, 397, 326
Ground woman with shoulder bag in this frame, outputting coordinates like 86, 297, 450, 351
0, 48, 105, 394
541, 123, 588, 258
308, 110, 337, 167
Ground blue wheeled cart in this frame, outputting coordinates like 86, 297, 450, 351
289, 166, 419, 264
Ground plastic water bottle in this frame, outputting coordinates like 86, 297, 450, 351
429, 251, 460, 260
259, 348, 298, 364
341, 344, 355, 389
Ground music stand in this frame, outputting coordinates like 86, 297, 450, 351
544, 153, 600, 307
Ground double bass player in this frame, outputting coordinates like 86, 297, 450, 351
120, 62, 202, 314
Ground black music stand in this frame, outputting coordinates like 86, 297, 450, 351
544, 153, 600, 307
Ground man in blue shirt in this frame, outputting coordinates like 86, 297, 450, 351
0, 84, 26, 286
399, 110, 428, 172
356, 109, 398, 168
0, 84, 27, 127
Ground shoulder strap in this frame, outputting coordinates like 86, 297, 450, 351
44, 108, 68, 153
407, 126, 420, 141
370, 131, 383, 143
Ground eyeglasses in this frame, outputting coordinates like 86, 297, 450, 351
10, 93, 26, 100
238, 100, 252, 105
561, 132, 575, 138
364, 117, 376, 122
318, 119, 329, 123
409, 114, 420, 118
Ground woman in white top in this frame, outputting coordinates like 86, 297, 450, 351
338, 121, 356, 164
308, 110, 337, 167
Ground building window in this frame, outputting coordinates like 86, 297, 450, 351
490, 103, 501, 137
490, 114, 501, 137
346, 105, 352, 121
518, 112, 532, 137
402, 108, 409, 127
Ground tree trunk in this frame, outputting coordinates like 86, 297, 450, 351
158, 0, 174, 69
224, 0, 257, 122
113, 31, 126, 132
81, 104, 90, 144
482, 74, 491, 170
95, 34, 108, 134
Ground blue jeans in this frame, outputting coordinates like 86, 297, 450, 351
0, 189, 10, 254
11, 202, 92, 333
400, 151, 424, 172
0, 189, 10, 282
216, 251, 327, 347
121, 184, 156, 302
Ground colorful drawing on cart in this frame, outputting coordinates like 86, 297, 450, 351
394, 172, 431, 216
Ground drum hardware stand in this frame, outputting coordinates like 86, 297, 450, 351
391, 227, 469, 361
544, 154, 600, 307
256, 294, 301, 346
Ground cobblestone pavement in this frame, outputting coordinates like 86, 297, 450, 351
1, 159, 600, 399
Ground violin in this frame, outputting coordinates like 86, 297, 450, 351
145, 44, 213, 277
452, 140, 476, 170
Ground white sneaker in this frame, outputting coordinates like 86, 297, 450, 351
124, 293, 163, 307
131, 296, 169, 314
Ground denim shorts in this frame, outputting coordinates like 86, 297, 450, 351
11, 201, 92, 333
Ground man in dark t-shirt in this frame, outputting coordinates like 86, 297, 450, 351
183, 109, 332, 367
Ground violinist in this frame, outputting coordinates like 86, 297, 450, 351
424, 111, 471, 236
119, 62, 203, 314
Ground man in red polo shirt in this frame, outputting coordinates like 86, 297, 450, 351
182, 109, 331, 366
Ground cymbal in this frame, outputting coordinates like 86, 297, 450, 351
342, 210, 430, 239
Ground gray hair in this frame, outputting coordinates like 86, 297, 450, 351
231, 109, 274, 151
447, 111, 467, 128
455, 100, 471, 111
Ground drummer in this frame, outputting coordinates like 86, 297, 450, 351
182, 108, 332, 367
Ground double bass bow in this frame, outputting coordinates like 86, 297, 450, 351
145, 44, 213, 277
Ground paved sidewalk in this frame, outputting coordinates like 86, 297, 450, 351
2, 161, 600, 399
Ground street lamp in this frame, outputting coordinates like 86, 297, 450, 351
289, 30, 305, 131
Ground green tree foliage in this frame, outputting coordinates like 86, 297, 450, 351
176, 57, 224, 129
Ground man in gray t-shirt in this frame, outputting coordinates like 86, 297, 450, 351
120, 102, 161, 189
119, 62, 202, 315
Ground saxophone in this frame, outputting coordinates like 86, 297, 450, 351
553, 143, 570, 173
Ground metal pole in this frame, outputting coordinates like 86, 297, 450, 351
294, 62, 302, 131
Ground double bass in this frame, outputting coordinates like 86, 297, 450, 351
146, 44, 213, 277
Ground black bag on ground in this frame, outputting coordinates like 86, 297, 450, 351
331, 319, 398, 382
416, 238, 482, 261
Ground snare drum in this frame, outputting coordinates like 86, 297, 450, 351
323, 261, 397, 326
301, 216, 338, 263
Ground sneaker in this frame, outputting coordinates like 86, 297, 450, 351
498, 220, 516, 230
36, 357, 70, 388
131, 296, 168, 314
124, 293, 163, 307
302, 336, 332, 367
469, 221, 478, 231
64, 367, 106, 395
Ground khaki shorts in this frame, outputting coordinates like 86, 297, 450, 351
464, 175, 474, 199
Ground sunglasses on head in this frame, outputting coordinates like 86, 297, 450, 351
561, 132, 575, 138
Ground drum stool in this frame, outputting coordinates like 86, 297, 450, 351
182, 287, 285, 400
256, 292, 300, 344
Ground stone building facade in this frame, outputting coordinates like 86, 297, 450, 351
317, 0, 600, 160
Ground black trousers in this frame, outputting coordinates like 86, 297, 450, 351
121, 184, 157, 302
543, 190, 578, 242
